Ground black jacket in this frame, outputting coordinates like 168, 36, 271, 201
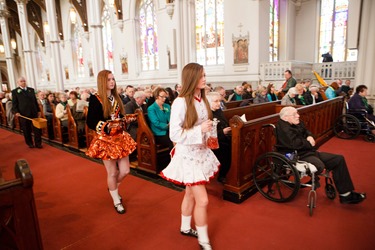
11, 87, 40, 118
275, 119, 316, 157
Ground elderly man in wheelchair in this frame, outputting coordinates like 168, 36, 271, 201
275, 107, 366, 205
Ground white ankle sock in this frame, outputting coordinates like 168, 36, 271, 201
109, 189, 121, 205
340, 191, 351, 197
196, 225, 209, 244
180, 215, 192, 231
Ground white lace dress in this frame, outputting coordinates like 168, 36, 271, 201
160, 97, 220, 186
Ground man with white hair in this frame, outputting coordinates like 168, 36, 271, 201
125, 91, 147, 140
276, 106, 366, 204
304, 86, 323, 104
11, 77, 43, 148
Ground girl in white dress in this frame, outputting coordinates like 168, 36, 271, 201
161, 63, 219, 250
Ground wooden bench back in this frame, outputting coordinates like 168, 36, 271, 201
66, 105, 79, 149
223, 97, 344, 203
84, 106, 96, 149
38, 103, 49, 139
0, 103, 7, 127
0, 160, 43, 249
51, 104, 63, 144
225, 100, 249, 109
136, 110, 170, 174
223, 101, 281, 122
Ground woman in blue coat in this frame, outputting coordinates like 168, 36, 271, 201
147, 88, 174, 150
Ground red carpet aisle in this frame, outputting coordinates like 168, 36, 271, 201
0, 128, 374, 250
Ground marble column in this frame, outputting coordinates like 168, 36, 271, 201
0, 7, 16, 89
88, 1, 104, 75
176, 0, 195, 80
45, 0, 64, 92
15, 0, 36, 88
356, 0, 375, 99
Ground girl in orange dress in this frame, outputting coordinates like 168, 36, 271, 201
86, 70, 136, 214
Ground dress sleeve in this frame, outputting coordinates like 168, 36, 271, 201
169, 97, 204, 145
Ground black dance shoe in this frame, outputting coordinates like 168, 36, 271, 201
114, 203, 126, 214
180, 228, 198, 238
340, 192, 366, 204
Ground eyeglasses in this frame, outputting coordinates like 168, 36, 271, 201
286, 112, 299, 117
159, 95, 167, 99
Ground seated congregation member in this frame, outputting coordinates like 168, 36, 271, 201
125, 91, 147, 140
227, 85, 243, 101
214, 86, 227, 110
122, 85, 135, 105
147, 88, 174, 150
276, 106, 366, 204
253, 86, 269, 104
281, 87, 297, 105
241, 83, 253, 99
325, 81, 339, 99
5, 93, 14, 129
295, 83, 308, 105
165, 87, 175, 106
266, 83, 278, 102
44, 93, 55, 139
281, 69, 297, 93
55, 93, 69, 128
304, 86, 324, 105
207, 92, 232, 183
86, 70, 137, 214
348, 85, 375, 134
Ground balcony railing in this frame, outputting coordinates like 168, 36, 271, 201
260, 61, 357, 86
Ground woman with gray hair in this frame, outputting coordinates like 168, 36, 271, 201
281, 87, 297, 105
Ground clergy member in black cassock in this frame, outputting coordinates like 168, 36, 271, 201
12, 77, 42, 148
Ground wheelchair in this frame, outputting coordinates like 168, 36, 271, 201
252, 125, 336, 216
333, 104, 375, 143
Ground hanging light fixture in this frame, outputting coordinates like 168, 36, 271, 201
43, 21, 50, 34
166, 0, 175, 20
11, 38, 16, 50
70, 7, 77, 24
108, 0, 115, 7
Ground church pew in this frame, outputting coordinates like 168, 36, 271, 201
225, 99, 251, 109
66, 105, 80, 149
50, 104, 67, 144
136, 109, 170, 174
0, 159, 43, 249
84, 106, 96, 149
223, 100, 281, 121
0, 102, 7, 127
38, 103, 49, 140
222, 97, 344, 203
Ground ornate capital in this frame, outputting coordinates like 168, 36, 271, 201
15, 0, 29, 4
0, 9, 10, 18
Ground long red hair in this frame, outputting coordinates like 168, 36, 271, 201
96, 70, 124, 118
179, 63, 212, 129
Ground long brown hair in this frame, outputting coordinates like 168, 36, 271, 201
179, 63, 212, 129
97, 70, 124, 118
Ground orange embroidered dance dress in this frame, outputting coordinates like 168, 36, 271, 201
86, 94, 136, 160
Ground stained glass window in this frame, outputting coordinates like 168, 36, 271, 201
269, 0, 279, 62
319, 0, 356, 62
72, 22, 85, 78
102, 4, 114, 71
139, 0, 159, 71
195, 0, 224, 65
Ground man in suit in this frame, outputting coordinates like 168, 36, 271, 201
122, 85, 135, 105
12, 77, 42, 148
281, 69, 297, 94
125, 91, 147, 140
